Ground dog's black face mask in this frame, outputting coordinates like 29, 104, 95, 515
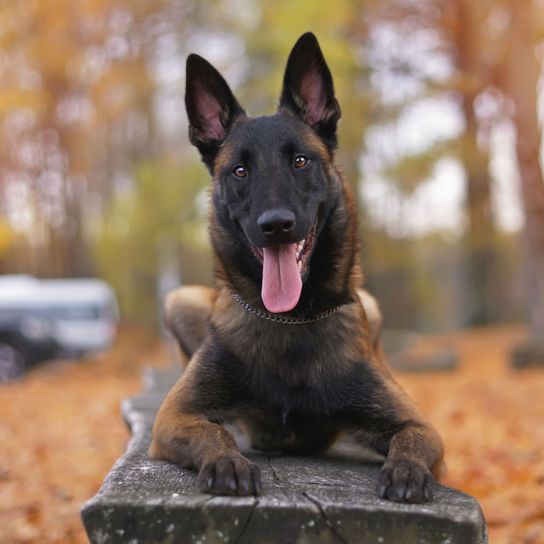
185, 33, 341, 313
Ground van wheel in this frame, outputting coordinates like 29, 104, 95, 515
0, 342, 27, 382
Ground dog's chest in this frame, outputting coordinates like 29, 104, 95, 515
232, 343, 367, 427
222, 311, 364, 372
236, 374, 340, 452
211, 303, 373, 439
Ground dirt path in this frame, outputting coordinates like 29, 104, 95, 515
0, 325, 543, 543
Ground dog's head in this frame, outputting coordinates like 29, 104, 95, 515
185, 33, 349, 313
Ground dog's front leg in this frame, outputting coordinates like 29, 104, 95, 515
150, 410, 261, 496
148, 348, 262, 496
344, 367, 444, 503
375, 421, 443, 503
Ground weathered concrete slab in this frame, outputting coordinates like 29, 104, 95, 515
81, 367, 487, 544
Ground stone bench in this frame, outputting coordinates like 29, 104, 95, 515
81, 367, 488, 544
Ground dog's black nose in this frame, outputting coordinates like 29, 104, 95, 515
257, 209, 296, 237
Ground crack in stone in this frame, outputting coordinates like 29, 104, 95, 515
304, 480, 349, 489
233, 498, 259, 544
267, 457, 281, 485
267, 456, 292, 503
302, 491, 351, 544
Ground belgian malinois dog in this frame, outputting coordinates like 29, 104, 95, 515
149, 32, 444, 503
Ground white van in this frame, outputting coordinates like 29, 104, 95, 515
0, 275, 119, 357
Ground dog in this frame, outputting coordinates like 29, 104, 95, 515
149, 32, 444, 503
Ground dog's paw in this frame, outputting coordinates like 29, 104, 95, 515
376, 458, 434, 503
198, 455, 262, 496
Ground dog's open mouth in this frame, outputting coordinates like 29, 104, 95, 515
251, 222, 317, 314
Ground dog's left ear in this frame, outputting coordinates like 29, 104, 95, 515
279, 32, 341, 151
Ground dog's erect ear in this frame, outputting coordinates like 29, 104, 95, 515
279, 32, 341, 150
185, 54, 245, 168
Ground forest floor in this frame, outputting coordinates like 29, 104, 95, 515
0, 325, 543, 544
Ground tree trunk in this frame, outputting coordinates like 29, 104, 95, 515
504, 0, 544, 340
453, 0, 497, 325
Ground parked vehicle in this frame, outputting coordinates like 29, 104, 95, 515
0, 275, 119, 380
0, 315, 58, 381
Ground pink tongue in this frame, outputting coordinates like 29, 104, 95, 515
261, 244, 302, 313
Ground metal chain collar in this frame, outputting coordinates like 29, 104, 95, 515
231, 292, 346, 325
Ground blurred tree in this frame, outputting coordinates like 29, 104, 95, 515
92, 157, 211, 323
447, 0, 499, 325
0, 0, 157, 276
500, 0, 544, 341
361, 0, 503, 325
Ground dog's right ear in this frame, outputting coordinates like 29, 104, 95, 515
185, 54, 245, 169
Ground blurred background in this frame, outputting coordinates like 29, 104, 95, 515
1, 1, 544, 543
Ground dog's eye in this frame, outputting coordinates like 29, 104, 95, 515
294, 155, 308, 169
232, 165, 247, 178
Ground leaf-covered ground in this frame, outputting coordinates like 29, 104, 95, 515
0, 325, 543, 543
